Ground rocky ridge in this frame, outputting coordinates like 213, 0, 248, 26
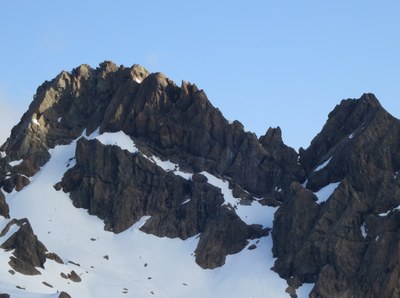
0, 62, 398, 297
273, 94, 400, 297
0, 61, 303, 273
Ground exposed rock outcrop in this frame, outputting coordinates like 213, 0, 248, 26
58, 291, 71, 298
273, 94, 400, 297
0, 218, 47, 275
61, 137, 268, 268
0, 190, 9, 218
1, 62, 304, 197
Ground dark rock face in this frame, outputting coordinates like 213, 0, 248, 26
61, 138, 223, 236
1, 61, 304, 197
67, 270, 82, 282
46, 252, 64, 264
0, 218, 47, 275
0, 191, 9, 218
58, 291, 71, 298
195, 209, 269, 268
61, 137, 268, 268
273, 94, 400, 297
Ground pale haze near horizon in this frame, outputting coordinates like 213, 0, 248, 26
0, 1, 399, 150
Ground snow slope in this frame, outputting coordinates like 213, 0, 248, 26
0, 131, 313, 297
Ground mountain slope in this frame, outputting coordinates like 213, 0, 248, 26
0, 62, 309, 297
0, 133, 291, 297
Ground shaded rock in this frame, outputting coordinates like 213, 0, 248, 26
274, 94, 400, 297
195, 208, 268, 269
231, 184, 253, 202
58, 292, 71, 298
46, 252, 64, 264
60, 272, 68, 279
8, 257, 41, 275
61, 137, 262, 268
0, 190, 10, 218
0, 218, 47, 275
14, 174, 30, 191
62, 137, 223, 237
299, 93, 384, 175
42, 281, 53, 288
258, 195, 282, 207
0, 62, 139, 189
194, 208, 250, 268
68, 270, 82, 282
2, 61, 304, 196
68, 260, 80, 266
272, 182, 321, 280
248, 244, 257, 250
53, 181, 63, 191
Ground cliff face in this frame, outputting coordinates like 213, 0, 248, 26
273, 94, 400, 297
0, 62, 399, 297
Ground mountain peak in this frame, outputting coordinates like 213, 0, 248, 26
358, 92, 381, 107
299, 93, 392, 174
1, 63, 399, 297
277, 93, 400, 296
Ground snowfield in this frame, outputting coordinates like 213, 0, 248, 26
0, 131, 313, 297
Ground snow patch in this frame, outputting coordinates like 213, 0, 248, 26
32, 118, 40, 126
9, 159, 23, 167
0, 151, 5, 158
314, 182, 340, 203
378, 210, 391, 217
361, 222, 367, 238
200, 172, 238, 207
181, 197, 191, 205
135, 78, 142, 84
394, 171, 398, 179
87, 130, 138, 154
348, 132, 355, 139
314, 157, 332, 172
146, 155, 193, 180
87, 129, 193, 180
57, 117, 62, 123
200, 171, 276, 227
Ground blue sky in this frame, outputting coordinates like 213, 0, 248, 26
1, 1, 399, 149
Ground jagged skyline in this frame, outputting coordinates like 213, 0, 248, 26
1, 1, 399, 149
